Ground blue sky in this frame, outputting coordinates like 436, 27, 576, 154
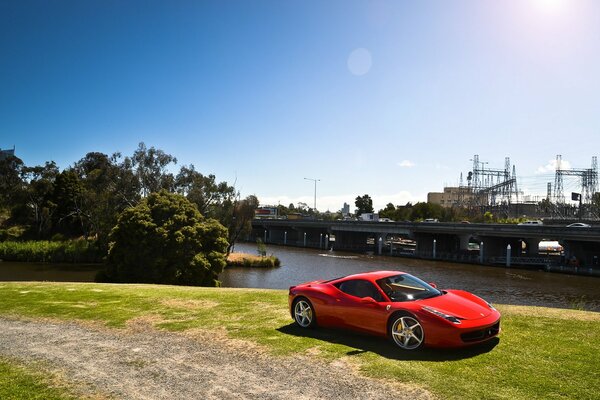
1, 0, 599, 211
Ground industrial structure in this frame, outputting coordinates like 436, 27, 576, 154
428, 154, 599, 220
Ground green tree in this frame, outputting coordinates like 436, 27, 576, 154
73, 152, 141, 246
130, 142, 177, 197
224, 194, 259, 254
50, 169, 84, 235
410, 202, 444, 221
175, 165, 235, 218
355, 194, 374, 215
18, 162, 60, 237
0, 155, 25, 211
102, 190, 228, 286
379, 203, 396, 220
483, 211, 494, 223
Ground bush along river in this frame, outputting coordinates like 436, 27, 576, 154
0, 242, 599, 311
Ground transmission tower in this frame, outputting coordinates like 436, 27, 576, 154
552, 155, 599, 218
465, 155, 519, 217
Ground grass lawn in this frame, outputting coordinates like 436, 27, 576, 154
0, 281, 598, 399
0, 357, 77, 400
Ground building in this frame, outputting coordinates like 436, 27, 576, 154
341, 202, 350, 217
0, 146, 15, 161
427, 186, 476, 208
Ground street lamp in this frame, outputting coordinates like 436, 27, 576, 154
304, 177, 320, 211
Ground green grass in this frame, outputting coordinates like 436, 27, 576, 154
0, 240, 102, 263
0, 282, 598, 399
0, 358, 78, 400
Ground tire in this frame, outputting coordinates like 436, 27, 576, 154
292, 297, 317, 328
388, 312, 425, 350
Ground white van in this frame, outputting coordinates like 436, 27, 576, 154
517, 220, 543, 226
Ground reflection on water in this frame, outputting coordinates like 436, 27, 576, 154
0, 261, 101, 282
221, 243, 600, 311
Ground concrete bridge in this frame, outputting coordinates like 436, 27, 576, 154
251, 219, 600, 272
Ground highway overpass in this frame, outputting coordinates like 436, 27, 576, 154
251, 219, 600, 271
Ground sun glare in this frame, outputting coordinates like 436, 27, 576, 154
533, 0, 566, 14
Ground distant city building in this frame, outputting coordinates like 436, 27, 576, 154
341, 202, 350, 216
427, 186, 477, 208
0, 146, 15, 161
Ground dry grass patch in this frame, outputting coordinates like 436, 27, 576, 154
499, 304, 600, 321
159, 298, 220, 310
125, 315, 167, 332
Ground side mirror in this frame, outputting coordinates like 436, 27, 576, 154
429, 282, 437, 289
360, 296, 377, 304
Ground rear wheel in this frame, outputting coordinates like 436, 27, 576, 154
293, 297, 316, 328
389, 312, 424, 350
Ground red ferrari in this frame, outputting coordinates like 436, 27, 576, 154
289, 270, 500, 350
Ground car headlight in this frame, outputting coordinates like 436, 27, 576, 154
485, 301, 496, 311
422, 306, 462, 324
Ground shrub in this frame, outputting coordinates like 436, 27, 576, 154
226, 252, 281, 268
100, 190, 228, 286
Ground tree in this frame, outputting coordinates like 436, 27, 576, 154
174, 165, 235, 218
50, 169, 84, 235
0, 155, 25, 210
410, 202, 444, 221
130, 142, 177, 197
73, 152, 141, 245
224, 194, 259, 254
379, 203, 396, 220
19, 162, 60, 237
102, 190, 228, 286
355, 194, 374, 215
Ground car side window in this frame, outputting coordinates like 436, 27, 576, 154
337, 279, 384, 302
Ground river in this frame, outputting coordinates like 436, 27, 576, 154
221, 243, 600, 311
1, 243, 599, 311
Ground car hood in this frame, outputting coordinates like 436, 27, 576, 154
418, 291, 493, 320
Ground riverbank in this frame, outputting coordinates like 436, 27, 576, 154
0, 282, 598, 399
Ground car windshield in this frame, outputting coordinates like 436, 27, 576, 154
376, 274, 442, 302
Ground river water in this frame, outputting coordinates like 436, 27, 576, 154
221, 243, 600, 311
1, 243, 599, 311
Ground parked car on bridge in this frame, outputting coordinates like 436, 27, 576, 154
423, 218, 439, 223
289, 271, 501, 351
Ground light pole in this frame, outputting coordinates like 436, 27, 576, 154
304, 177, 320, 212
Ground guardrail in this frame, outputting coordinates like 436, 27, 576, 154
490, 256, 552, 266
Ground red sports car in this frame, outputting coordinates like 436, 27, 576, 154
288, 270, 500, 350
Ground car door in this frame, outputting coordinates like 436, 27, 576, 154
334, 279, 389, 335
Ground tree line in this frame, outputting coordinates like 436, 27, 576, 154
0, 142, 257, 254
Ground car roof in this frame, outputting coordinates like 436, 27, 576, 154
336, 270, 406, 281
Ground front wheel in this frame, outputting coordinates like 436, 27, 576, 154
293, 297, 316, 328
389, 313, 424, 350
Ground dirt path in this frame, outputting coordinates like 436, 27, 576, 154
0, 318, 432, 400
